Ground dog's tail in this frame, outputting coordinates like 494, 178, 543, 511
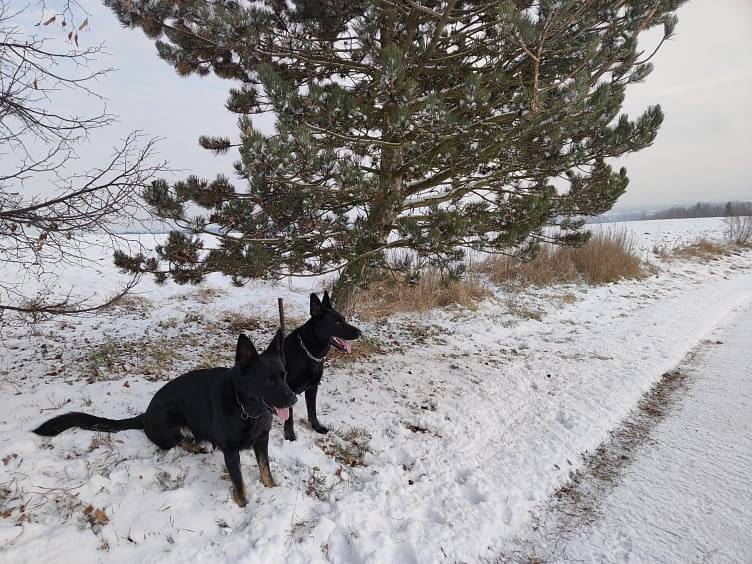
33, 412, 144, 437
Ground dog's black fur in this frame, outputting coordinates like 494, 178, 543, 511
282, 291, 361, 441
33, 330, 296, 507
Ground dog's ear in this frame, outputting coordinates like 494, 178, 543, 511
310, 293, 322, 316
265, 328, 284, 355
322, 290, 332, 309
235, 334, 259, 368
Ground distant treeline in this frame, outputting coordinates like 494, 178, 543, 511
651, 201, 752, 220
588, 201, 752, 224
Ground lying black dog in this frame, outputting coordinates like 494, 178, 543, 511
282, 291, 361, 441
33, 330, 296, 507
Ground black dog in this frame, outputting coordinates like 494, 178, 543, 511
282, 291, 361, 441
33, 330, 296, 507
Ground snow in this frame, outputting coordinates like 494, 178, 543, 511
603, 216, 734, 255
0, 218, 750, 563
527, 301, 752, 562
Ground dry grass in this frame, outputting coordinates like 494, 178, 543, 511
106, 295, 153, 313
651, 242, 673, 260
83, 335, 182, 381
672, 238, 735, 260
316, 427, 371, 467
177, 287, 226, 304
505, 298, 544, 321
479, 230, 646, 287
221, 311, 263, 332
354, 270, 490, 320
305, 469, 333, 501
328, 334, 385, 364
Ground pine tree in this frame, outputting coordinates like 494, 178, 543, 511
107, 0, 686, 307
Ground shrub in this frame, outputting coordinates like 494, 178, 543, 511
724, 215, 752, 246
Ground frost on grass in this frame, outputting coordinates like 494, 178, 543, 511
0, 480, 110, 538
83, 336, 183, 381
305, 467, 334, 501
315, 427, 371, 468
288, 518, 319, 544
155, 470, 185, 492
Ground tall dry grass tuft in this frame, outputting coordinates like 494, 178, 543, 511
354, 270, 490, 320
479, 230, 646, 287
566, 230, 645, 284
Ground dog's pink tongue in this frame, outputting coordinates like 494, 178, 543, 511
276, 407, 290, 423
333, 337, 352, 353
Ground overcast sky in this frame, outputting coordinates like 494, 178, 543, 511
15, 0, 752, 211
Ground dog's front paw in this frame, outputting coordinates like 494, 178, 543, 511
284, 427, 297, 441
259, 468, 276, 488
232, 487, 248, 508
311, 422, 329, 434
179, 441, 208, 454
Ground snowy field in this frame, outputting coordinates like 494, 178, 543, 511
0, 217, 750, 563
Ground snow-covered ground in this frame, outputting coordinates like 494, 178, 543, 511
526, 301, 752, 563
0, 218, 750, 563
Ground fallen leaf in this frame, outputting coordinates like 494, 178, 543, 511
94, 508, 109, 525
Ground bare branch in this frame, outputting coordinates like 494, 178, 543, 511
0, 1, 167, 320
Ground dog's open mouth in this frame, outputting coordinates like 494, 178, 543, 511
329, 336, 352, 353
275, 407, 290, 423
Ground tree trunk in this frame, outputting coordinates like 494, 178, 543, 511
331, 258, 367, 313
334, 17, 403, 313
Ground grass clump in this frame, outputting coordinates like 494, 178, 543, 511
316, 427, 371, 467
328, 334, 385, 364
305, 468, 333, 501
354, 269, 490, 320
672, 238, 734, 260
479, 230, 646, 287
221, 311, 262, 333
84, 335, 182, 381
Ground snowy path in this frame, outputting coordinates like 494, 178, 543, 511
537, 302, 752, 563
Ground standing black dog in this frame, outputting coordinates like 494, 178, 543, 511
282, 291, 361, 441
33, 330, 297, 507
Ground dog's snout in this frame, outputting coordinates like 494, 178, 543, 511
288, 393, 298, 406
